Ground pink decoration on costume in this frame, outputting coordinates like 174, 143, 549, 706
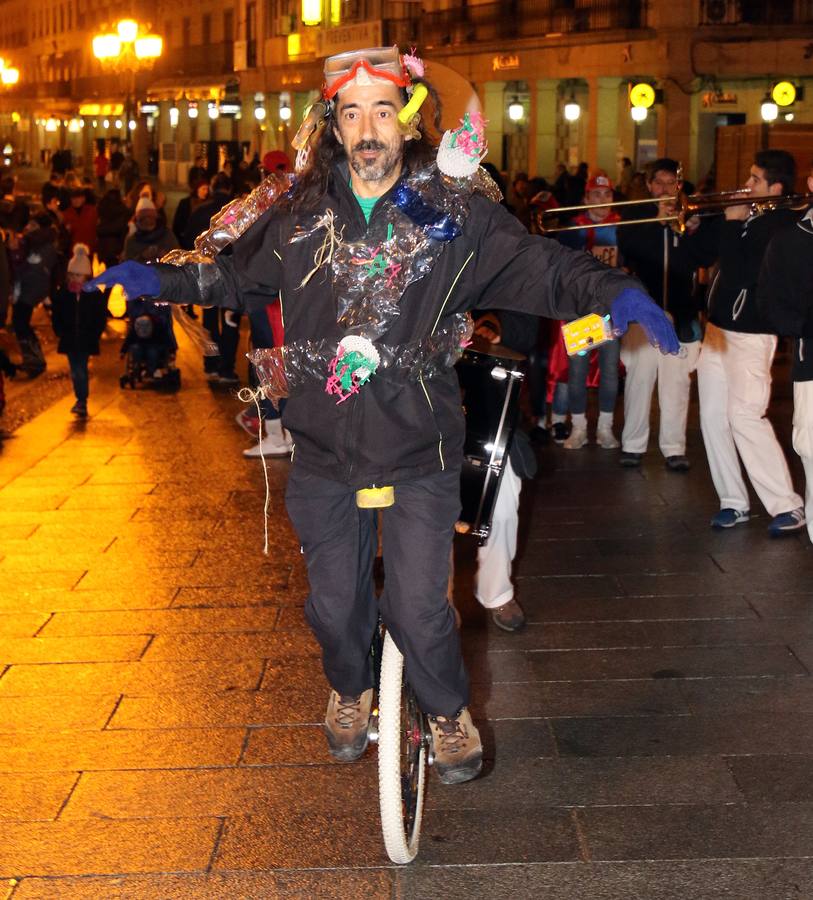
385, 261, 402, 287
325, 353, 363, 404
455, 129, 480, 159
403, 48, 425, 78
468, 111, 487, 141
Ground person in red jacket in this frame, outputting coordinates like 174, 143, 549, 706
62, 188, 98, 255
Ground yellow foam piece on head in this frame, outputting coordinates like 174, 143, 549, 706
397, 84, 428, 125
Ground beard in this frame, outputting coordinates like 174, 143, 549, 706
348, 139, 403, 183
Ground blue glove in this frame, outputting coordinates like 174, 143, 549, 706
83, 261, 161, 299
610, 288, 681, 355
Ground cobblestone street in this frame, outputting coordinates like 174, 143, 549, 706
2, 332, 813, 899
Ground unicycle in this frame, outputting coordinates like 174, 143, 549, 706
368, 625, 432, 863
357, 486, 432, 864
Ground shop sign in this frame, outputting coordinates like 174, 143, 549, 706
316, 21, 382, 58
493, 54, 520, 71
702, 90, 738, 107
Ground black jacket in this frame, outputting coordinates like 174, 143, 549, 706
757, 209, 813, 382
182, 191, 232, 250
708, 207, 799, 334
154, 163, 643, 487
51, 286, 107, 356
617, 203, 718, 341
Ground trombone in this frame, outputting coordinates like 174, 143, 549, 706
538, 189, 813, 235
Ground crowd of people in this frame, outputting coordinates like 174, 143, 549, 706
0, 144, 288, 432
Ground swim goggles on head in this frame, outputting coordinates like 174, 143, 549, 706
322, 46, 411, 99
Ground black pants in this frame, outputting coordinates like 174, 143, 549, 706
202, 307, 242, 376
285, 465, 468, 717
12, 304, 45, 372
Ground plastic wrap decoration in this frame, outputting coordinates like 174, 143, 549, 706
249, 312, 473, 406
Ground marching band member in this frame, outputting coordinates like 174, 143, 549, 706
698, 150, 805, 535
617, 158, 718, 471
756, 164, 813, 542
88, 45, 677, 784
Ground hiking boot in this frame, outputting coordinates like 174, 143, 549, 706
325, 688, 373, 762
428, 708, 483, 784
491, 597, 526, 632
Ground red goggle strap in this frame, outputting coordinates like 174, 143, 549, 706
323, 59, 410, 100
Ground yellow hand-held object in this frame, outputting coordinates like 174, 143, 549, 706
356, 486, 395, 508
561, 314, 614, 357
397, 84, 428, 126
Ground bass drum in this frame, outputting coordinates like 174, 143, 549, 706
456, 338, 525, 543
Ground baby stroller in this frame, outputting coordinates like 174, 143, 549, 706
119, 296, 181, 390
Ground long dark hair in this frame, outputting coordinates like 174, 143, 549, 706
282, 78, 443, 215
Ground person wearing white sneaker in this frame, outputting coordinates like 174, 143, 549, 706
243, 417, 293, 458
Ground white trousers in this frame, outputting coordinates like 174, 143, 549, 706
793, 380, 813, 541
697, 323, 802, 516
620, 324, 700, 457
475, 458, 522, 610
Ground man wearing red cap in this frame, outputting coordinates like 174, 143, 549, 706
89, 46, 678, 785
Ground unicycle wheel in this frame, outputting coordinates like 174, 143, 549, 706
377, 630, 427, 863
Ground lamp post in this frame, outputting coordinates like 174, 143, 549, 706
92, 20, 162, 161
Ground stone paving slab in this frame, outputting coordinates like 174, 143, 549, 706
425, 755, 741, 809
0, 817, 222, 877
0, 615, 50, 637
0, 660, 264, 696
552, 712, 813, 757
108, 684, 325, 729
0, 636, 149, 664
0, 773, 79, 821
471, 678, 689, 719
579, 802, 813, 860
522, 593, 757, 622
39, 607, 283, 637
0, 727, 246, 772
60, 764, 381, 820
0, 695, 119, 732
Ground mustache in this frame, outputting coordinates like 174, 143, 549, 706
352, 140, 386, 153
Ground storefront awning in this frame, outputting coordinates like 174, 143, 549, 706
146, 76, 232, 102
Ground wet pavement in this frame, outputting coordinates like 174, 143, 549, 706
2, 329, 813, 899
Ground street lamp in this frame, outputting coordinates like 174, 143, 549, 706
92, 19, 162, 140
760, 95, 779, 122
563, 95, 581, 122
631, 106, 648, 122
507, 97, 524, 122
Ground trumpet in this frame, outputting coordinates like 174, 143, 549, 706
538, 189, 813, 235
